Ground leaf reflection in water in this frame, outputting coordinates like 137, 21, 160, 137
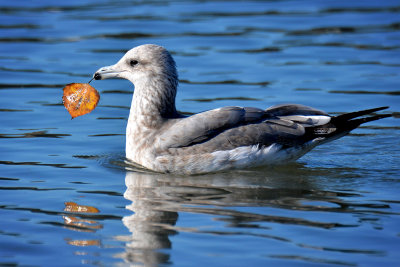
63, 202, 102, 247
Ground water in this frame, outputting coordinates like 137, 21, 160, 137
1, 0, 399, 266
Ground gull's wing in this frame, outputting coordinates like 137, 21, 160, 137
157, 106, 264, 149
157, 104, 332, 150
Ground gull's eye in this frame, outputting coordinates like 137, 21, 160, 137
130, 60, 139, 67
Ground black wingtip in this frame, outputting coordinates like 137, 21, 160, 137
332, 107, 392, 134
334, 106, 389, 122
348, 113, 392, 128
310, 107, 391, 140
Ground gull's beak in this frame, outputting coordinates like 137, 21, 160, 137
93, 64, 122, 80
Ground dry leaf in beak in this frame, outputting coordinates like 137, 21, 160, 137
62, 83, 100, 119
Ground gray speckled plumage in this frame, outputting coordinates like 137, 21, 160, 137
94, 44, 391, 174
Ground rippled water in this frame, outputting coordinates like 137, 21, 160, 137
1, 0, 399, 266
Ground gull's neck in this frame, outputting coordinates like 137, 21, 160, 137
128, 75, 178, 129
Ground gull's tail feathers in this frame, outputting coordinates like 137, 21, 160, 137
307, 106, 392, 142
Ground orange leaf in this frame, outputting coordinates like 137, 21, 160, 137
66, 239, 100, 246
62, 83, 100, 119
64, 201, 100, 213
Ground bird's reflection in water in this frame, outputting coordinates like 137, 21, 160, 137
119, 171, 179, 265
117, 163, 370, 266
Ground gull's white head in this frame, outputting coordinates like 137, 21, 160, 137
94, 44, 179, 117
93, 44, 178, 87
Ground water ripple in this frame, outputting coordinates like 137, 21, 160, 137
0, 186, 72, 192
183, 96, 261, 102
0, 160, 85, 169
0, 83, 66, 89
329, 90, 400, 95
269, 254, 357, 266
0, 130, 70, 139
180, 79, 270, 86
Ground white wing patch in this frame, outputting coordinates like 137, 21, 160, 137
277, 115, 331, 126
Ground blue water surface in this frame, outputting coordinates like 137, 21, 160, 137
0, 0, 399, 266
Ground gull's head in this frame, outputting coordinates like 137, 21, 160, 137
93, 44, 178, 86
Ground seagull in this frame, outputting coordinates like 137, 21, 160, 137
93, 44, 391, 174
